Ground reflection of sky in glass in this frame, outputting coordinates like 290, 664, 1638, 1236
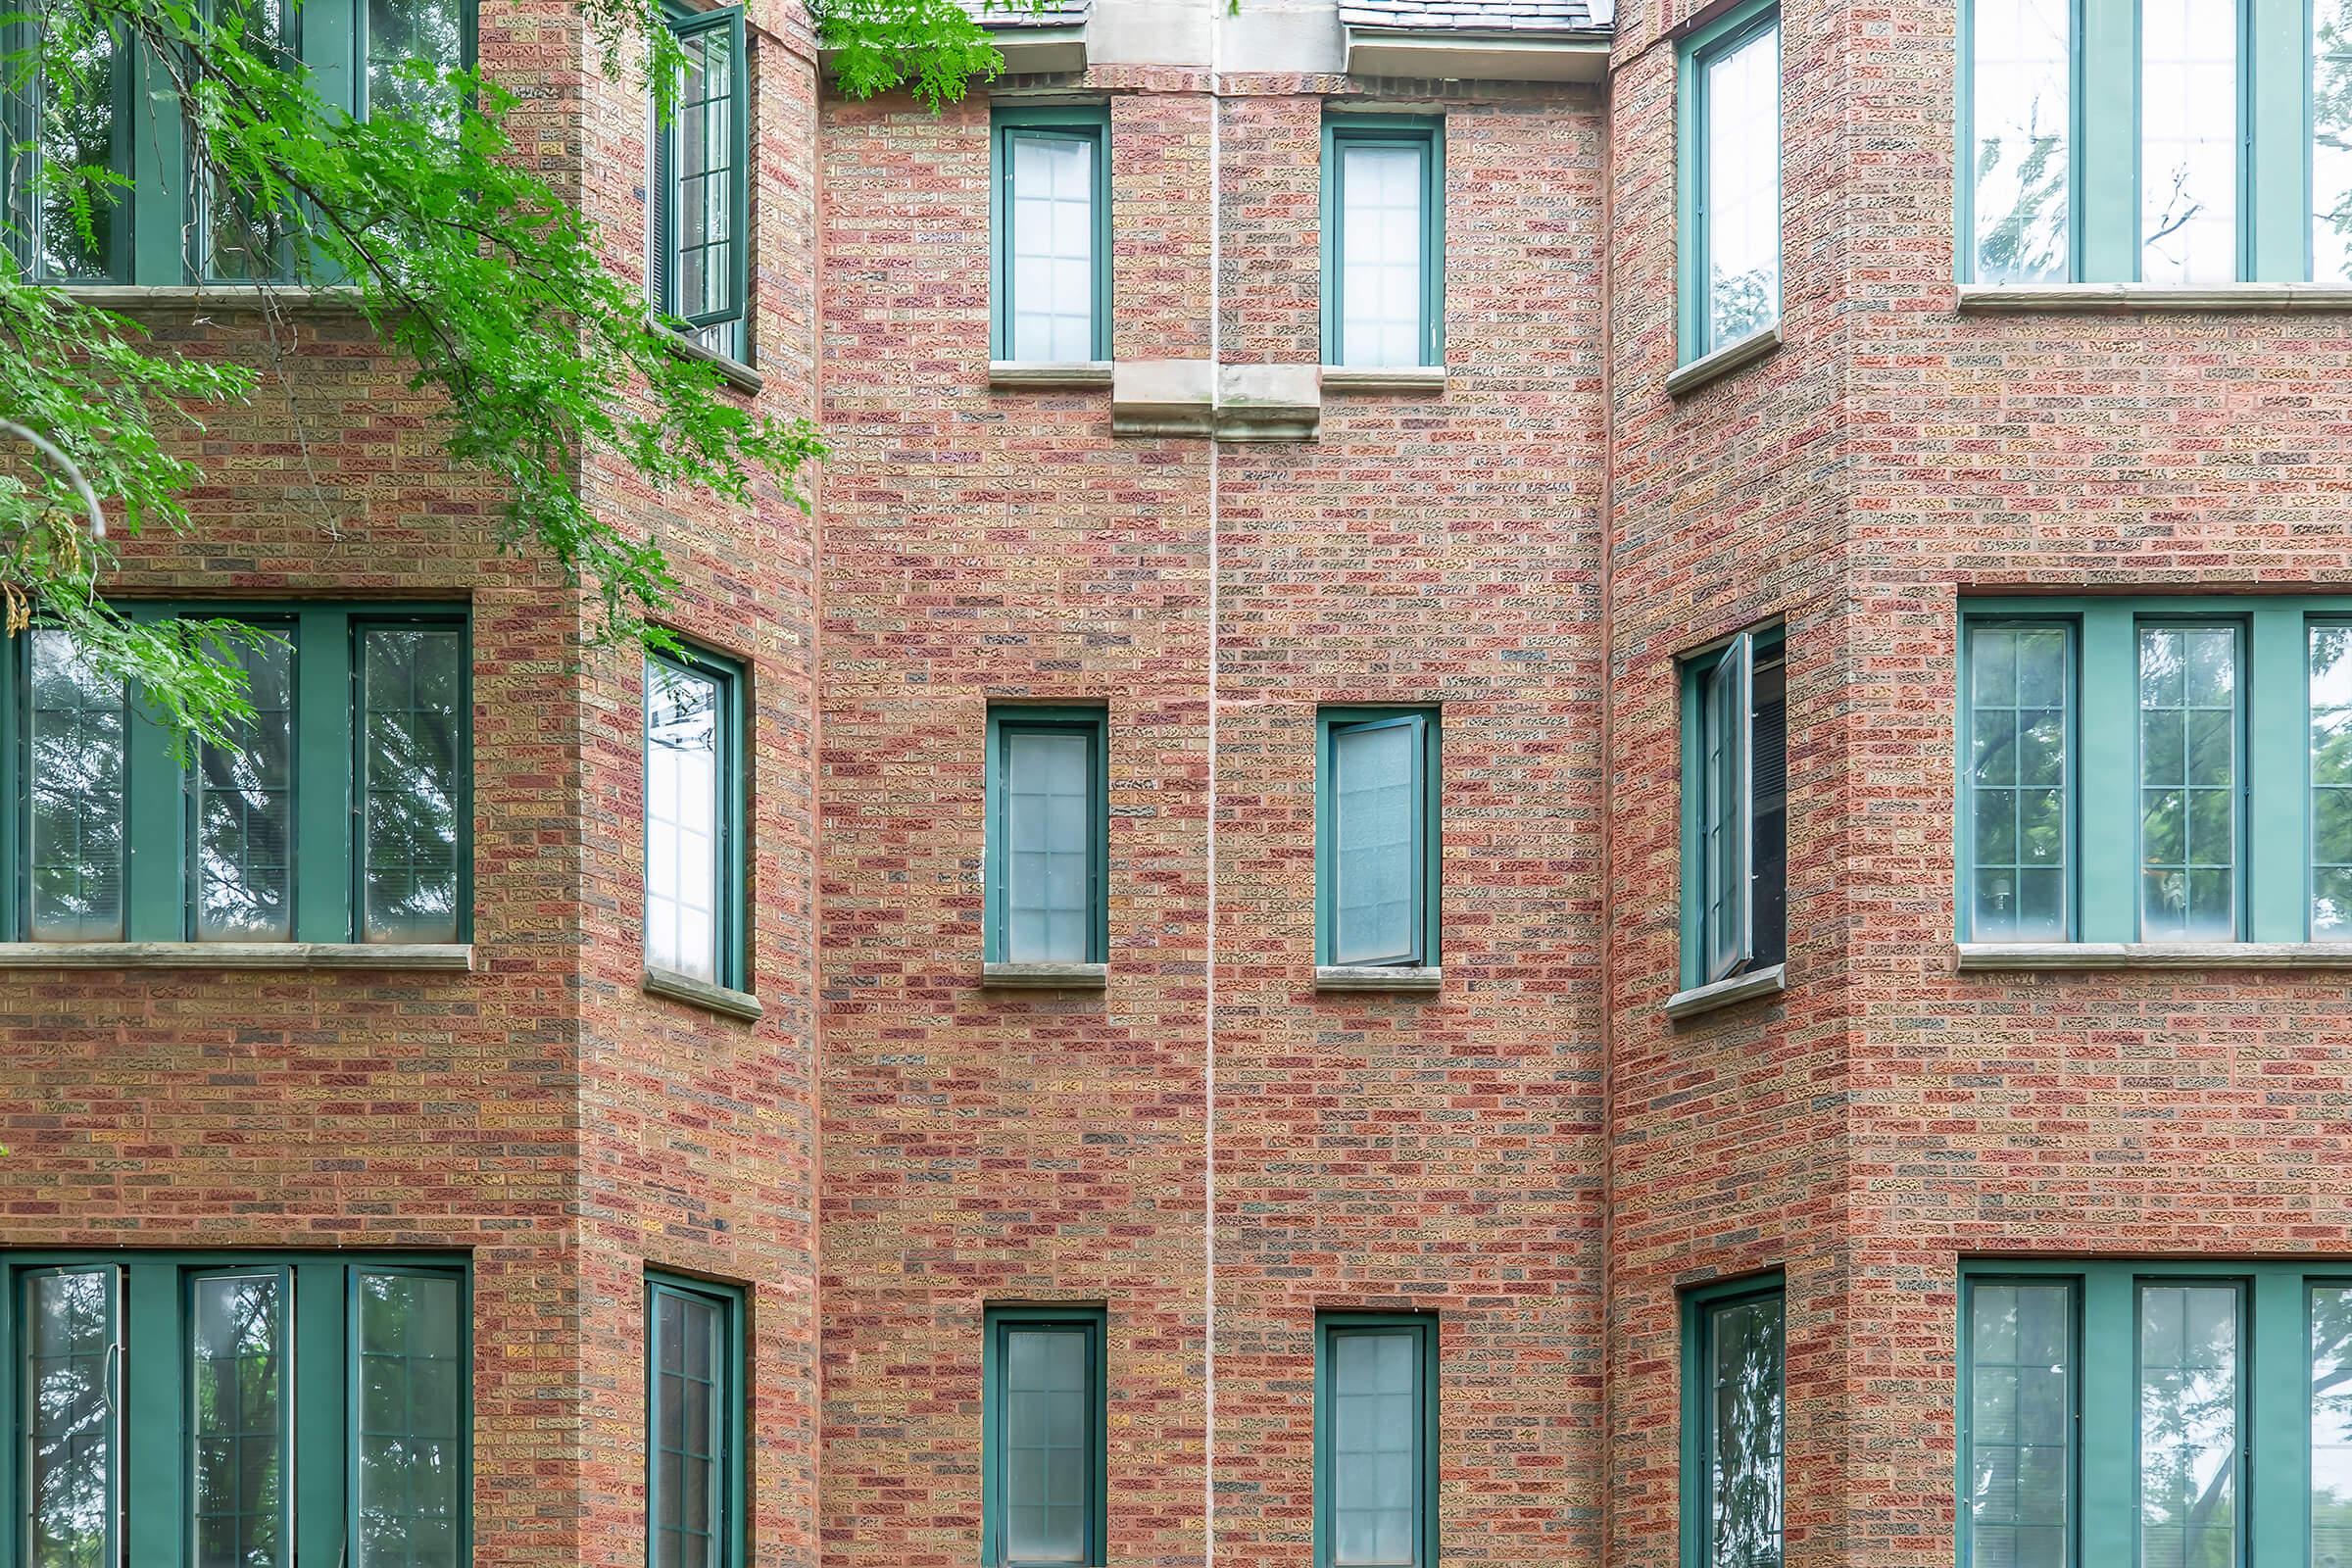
1010, 134, 1095, 363
2318, 1, 2352, 280
646, 661, 721, 980
2136, 627, 2238, 943
27, 1268, 115, 1567
27, 628, 124, 941
356, 1270, 464, 1568
2137, 1284, 2238, 1568
1707, 1294, 1783, 1568
2313, 627, 2352, 940
360, 627, 463, 943
2140, 0, 2237, 285
1340, 143, 1427, 368
1968, 1283, 2071, 1568
1971, 0, 2071, 281
1968, 627, 2069, 941
1704, 22, 1781, 351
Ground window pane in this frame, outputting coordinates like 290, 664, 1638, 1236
22, 18, 122, 279
356, 1270, 465, 1568
367, 0, 465, 134
1003, 727, 1093, 964
1967, 626, 2069, 941
1706, 1295, 1784, 1568
1967, 1282, 2072, 1568
1329, 1329, 1420, 1568
1702, 20, 1781, 351
653, 1290, 726, 1568
2313, 626, 2352, 939
1332, 722, 1421, 966
670, 23, 738, 324
2137, 626, 2237, 942
647, 660, 723, 980
2137, 1283, 2239, 1568
24, 1268, 117, 1568
1340, 141, 1426, 368
1009, 132, 1096, 363
194, 632, 294, 942
1702, 638, 1751, 981
191, 1271, 287, 1568
2140, 0, 2237, 285
2320, 1, 2352, 281
1971, 0, 2070, 281
198, 0, 296, 280
360, 625, 464, 943
2316, 1286, 2352, 1566
26, 628, 124, 941
1002, 1328, 1091, 1564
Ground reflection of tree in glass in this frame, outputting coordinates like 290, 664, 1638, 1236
2311, 1288, 2352, 1562
1709, 1296, 1784, 1568
13, 16, 121, 279
197, 0, 300, 280
27, 628, 124, 940
1710, 265, 1776, 351
2320, 5, 2352, 279
1975, 107, 2068, 282
2313, 628, 2352, 937
356, 1271, 463, 1568
361, 627, 463, 943
2137, 1285, 2237, 1568
194, 631, 293, 940
365, 0, 464, 135
191, 1273, 285, 1568
27, 1270, 113, 1568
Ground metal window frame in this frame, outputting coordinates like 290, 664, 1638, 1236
643, 644, 749, 989
983, 707, 1109, 966
644, 1272, 747, 1568
1312, 1311, 1439, 1568
1676, 0, 1783, 364
1319, 114, 1446, 369
1678, 1272, 1787, 1568
989, 104, 1113, 363
1316, 707, 1441, 968
980, 1303, 1108, 1568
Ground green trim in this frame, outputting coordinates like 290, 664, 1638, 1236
981, 1304, 1108, 1568
1678, 1273, 1786, 1568
990, 105, 1112, 363
1315, 707, 1442, 968
653, 5, 750, 357
4, 1264, 122, 1568
1319, 115, 1446, 368
1677, 0, 1782, 364
645, 1272, 747, 1568
345, 1263, 474, 1568
1313, 1312, 1439, 1568
645, 644, 749, 991
1678, 625, 1785, 989
983, 707, 1108, 966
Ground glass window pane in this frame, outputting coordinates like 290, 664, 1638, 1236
2313, 626, 2352, 939
26, 628, 124, 941
1702, 638, 1752, 981
1002, 727, 1095, 963
1329, 1328, 1422, 1568
1971, 0, 2071, 281
23, 18, 122, 280
360, 625, 464, 943
194, 631, 294, 942
647, 659, 724, 980
1967, 626, 2070, 941
356, 1270, 465, 1568
1706, 1294, 1784, 1568
1008, 132, 1096, 363
669, 22, 738, 325
1001, 1327, 1092, 1564
2137, 1283, 2239, 1568
24, 1268, 117, 1568
1701, 20, 1781, 351
367, 0, 465, 134
2317, 1286, 2352, 1565
1967, 1282, 2072, 1568
1340, 141, 1427, 368
2320, 1, 2352, 281
652, 1290, 726, 1568
196, 0, 296, 281
1331, 722, 1422, 966
191, 1271, 287, 1568
2140, 0, 2237, 285
2138, 627, 2238, 942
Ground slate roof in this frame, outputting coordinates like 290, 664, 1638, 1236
1337, 0, 1610, 32
961, 0, 1090, 27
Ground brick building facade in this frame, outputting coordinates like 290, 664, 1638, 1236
5, 0, 2351, 1562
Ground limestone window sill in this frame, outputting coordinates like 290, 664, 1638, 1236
1314, 965, 1442, 993
989, 360, 1114, 388
1320, 364, 1446, 395
982, 961, 1109, 989
61, 283, 363, 312
1956, 282, 2352, 313
644, 966, 764, 1020
1664, 323, 1782, 398
0, 941, 472, 970
649, 318, 761, 393
1956, 942, 2352, 971
1664, 962, 1787, 1020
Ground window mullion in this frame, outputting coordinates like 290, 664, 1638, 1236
2245, 0, 2307, 279
2077, 605, 2138, 940
123, 1258, 187, 1568
2248, 1267, 2308, 1565
122, 608, 183, 942
2080, 0, 2143, 282
293, 609, 353, 943
2247, 606, 2309, 939
2079, 1266, 2137, 1564
293, 1260, 349, 1568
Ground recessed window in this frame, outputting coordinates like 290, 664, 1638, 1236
983, 1306, 1106, 1567
1681, 1278, 1784, 1568
992, 108, 1110, 364
1317, 709, 1440, 968
1322, 118, 1443, 368
644, 650, 744, 987
1680, 627, 1788, 988
1315, 1314, 1436, 1568
646, 1274, 745, 1568
653, 5, 751, 362
1680, 1, 1781, 363
986, 708, 1106, 965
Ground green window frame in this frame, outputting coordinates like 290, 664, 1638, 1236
984, 707, 1108, 966
981, 1305, 1107, 1568
1680, 1274, 1786, 1568
990, 105, 1111, 364
1319, 115, 1445, 369
1316, 708, 1441, 968
0, 0, 475, 284
1678, 625, 1789, 989
0, 1250, 470, 1568
1957, 596, 2352, 944
643, 647, 747, 991
2, 604, 471, 946
1957, 1258, 2352, 1568
644, 1273, 745, 1568
1313, 1312, 1438, 1568
1958, 0, 2344, 283
651, 3, 750, 364
1677, 0, 1783, 366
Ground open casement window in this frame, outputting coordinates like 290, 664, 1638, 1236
644, 650, 745, 989
1678, 0, 1782, 363
1318, 710, 1440, 968
982, 1307, 1107, 1568
1681, 1278, 1785, 1568
647, 1275, 746, 1568
991, 107, 1111, 363
1313, 1315, 1437, 1568
1684, 630, 1786, 989
1321, 118, 1444, 368
653, 5, 750, 363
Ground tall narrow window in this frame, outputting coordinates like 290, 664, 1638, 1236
2312, 624, 2352, 940
984, 1307, 1105, 1568
2137, 1282, 2242, 1567
2319, 1, 2352, 280
2140, 0, 2239, 284
2, 12, 127, 280
1683, 4, 1781, 362
2315, 1284, 2352, 1564
1683, 1281, 1784, 1568
645, 652, 740, 987
198, 0, 298, 282
1968, 0, 2072, 281
365, 0, 466, 133
358, 623, 466, 944
21, 1265, 120, 1568
1324, 120, 1442, 369
353, 1268, 466, 1568
190, 1268, 292, 1568
2137, 624, 2240, 941
1319, 710, 1439, 969
1964, 1279, 2073, 1568
1684, 629, 1787, 990
987, 710, 1106, 966
655, 6, 749, 362
192, 629, 295, 942
1315, 1315, 1435, 1568
992, 108, 1108, 364
1964, 622, 2071, 942
24, 626, 125, 941
647, 1275, 741, 1568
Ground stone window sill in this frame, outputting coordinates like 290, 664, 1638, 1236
0, 941, 472, 970
1664, 323, 1782, 398
1956, 942, 2352, 971
1314, 964, 1442, 993
61, 283, 363, 312
982, 960, 1109, 989
650, 318, 761, 393
989, 360, 1114, 388
644, 966, 764, 1020
1956, 283, 2352, 313
1664, 962, 1787, 1021
1320, 364, 1446, 395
